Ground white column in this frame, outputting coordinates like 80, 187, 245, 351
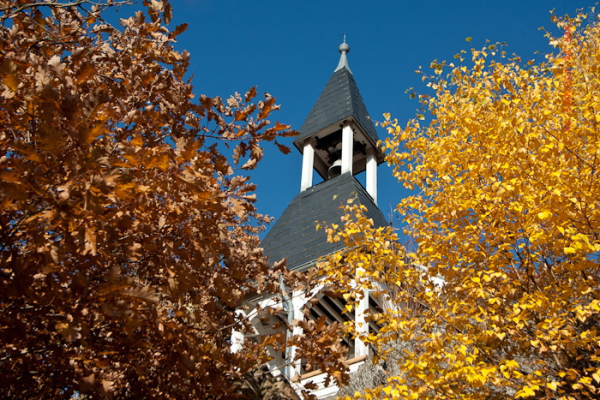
230, 309, 246, 353
231, 330, 244, 353
366, 148, 377, 204
288, 290, 305, 378
341, 124, 354, 175
354, 283, 369, 357
300, 142, 314, 191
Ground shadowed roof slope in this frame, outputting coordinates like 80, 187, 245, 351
261, 173, 387, 271
293, 67, 379, 150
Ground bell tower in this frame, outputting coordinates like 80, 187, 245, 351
295, 38, 384, 201
262, 39, 386, 272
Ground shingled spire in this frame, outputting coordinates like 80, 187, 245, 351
295, 38, 378, 145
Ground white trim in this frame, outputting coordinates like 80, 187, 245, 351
290, 290, 306, 377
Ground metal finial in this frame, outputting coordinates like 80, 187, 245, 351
335, 34, 351, 73
338, 35, 350, 54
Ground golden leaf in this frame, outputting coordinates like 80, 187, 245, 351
3, 73, 18, 91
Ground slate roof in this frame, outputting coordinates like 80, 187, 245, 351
261, 173, 388, 271
293, 66, 379, 150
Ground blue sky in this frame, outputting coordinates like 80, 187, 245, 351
116, 0, 596, 233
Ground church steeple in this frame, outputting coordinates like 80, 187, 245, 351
262, 40, 387, 272
238, 39, 387, 397
293, 39, 384, 202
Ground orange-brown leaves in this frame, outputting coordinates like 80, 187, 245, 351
0, 0, 301, 398
292, 317, 349, 387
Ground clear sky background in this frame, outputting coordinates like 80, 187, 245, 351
115, 0, 597, 235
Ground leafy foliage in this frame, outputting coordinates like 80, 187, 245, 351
323, 11, 600, 400
0, 0, 345, 398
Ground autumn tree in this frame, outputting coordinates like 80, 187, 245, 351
0, 1, 346, 398
322, 10, 600, 400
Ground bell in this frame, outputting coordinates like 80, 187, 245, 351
328, 159, 342, 179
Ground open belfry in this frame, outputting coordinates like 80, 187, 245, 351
236, 39, 388, 398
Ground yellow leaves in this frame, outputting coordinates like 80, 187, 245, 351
563, 233, 597, 254
516, 384, 539, 398
380, 385, 408, 399
537, 210, 552, 220
564, 246, 577, 254
319, 13, 600, 400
